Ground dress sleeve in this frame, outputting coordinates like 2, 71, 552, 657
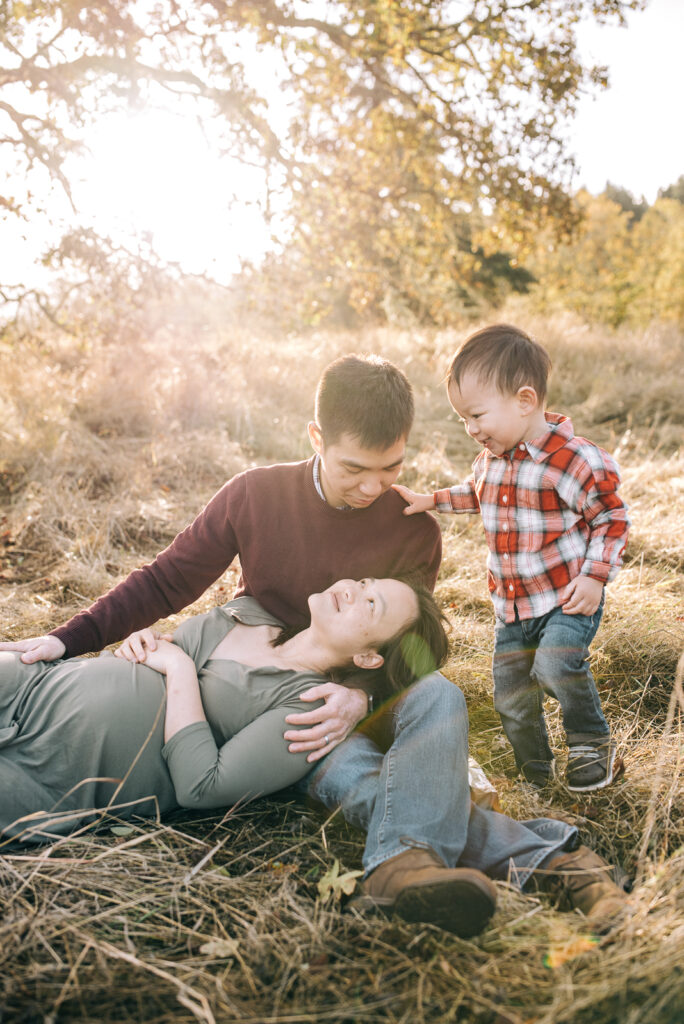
51, 475, 245, 657
162, 693, 324, 809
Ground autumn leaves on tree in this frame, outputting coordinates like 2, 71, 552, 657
3, 1, 679, 329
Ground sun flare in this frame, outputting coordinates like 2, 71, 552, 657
73, 108, 272, 280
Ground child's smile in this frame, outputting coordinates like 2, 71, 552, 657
448, 372, 548, 456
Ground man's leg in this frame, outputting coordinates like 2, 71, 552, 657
302, 674, 497, 936
304, 673, 472, 871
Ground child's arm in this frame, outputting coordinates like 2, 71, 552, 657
557, 448, 630, 614
393, 484, 436, 515
394, 477, 480, 516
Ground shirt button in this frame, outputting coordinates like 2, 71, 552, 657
503, 523, 508, 531
502, 495, 508, 503
508, 584, 514, 592
503, 553, 509, 560
519, 443, 525, 450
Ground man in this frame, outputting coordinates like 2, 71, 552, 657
1, 355, 627, 936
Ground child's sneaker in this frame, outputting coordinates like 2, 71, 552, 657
520, 759, 555, 790
566, 736, 616, 792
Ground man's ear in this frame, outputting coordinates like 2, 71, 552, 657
516, 385, 540, 414
353, 651, 385, 671
308, 421, 324, 455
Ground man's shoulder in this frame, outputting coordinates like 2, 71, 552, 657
381, 487, 441, 536
226, 457, 312, 492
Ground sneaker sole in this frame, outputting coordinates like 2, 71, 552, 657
567, 744, 617, 792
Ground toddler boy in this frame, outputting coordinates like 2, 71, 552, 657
395, 324, 630, 790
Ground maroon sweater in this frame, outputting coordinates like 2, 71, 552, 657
53, 457, 442, 657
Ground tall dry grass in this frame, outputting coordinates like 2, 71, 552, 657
1, 302, 683, 1023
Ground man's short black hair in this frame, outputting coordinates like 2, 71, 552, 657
315, 354, 414, 449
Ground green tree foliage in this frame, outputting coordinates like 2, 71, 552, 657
1, 0, 645, 326
658, 175, 684, 203
527, 188, 684, 327
604, 182, 648, 222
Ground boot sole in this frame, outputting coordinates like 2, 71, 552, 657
350, 870, 494, 938
395, 875, 496, 937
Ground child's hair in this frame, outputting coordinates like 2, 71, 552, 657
448, 324, 552, 404
315, 354, 414, 448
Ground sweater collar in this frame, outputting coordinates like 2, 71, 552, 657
312, 454, 356, 511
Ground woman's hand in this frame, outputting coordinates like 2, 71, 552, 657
115, 628, 164, 663
134, 637, 191, 675
284, 684, 368, 762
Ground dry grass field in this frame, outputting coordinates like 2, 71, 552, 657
1, 301, 682, 1023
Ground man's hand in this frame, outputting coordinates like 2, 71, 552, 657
115, 628, 162, 663
561, 576, 604, 616
284, 683, 368, 762
392, 483, 436, 515
0, 635, 65, 663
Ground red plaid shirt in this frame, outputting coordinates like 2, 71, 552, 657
434, 413, 630, 623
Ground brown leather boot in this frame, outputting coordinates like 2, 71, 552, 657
349, 846, 497, 937
539, 845, 630, 930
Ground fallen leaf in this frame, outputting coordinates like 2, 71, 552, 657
317, 859, 363, 902
200, 937, 240, 958
544, 933, 598, 969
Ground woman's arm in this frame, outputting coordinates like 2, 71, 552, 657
136, 638, 206, 742
162, 701, 324, 810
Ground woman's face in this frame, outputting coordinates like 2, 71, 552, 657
308, 578, 418, 660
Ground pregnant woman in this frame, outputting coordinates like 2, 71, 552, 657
0, 577, 447, 847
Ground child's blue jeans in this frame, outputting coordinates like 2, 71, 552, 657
493, 599, 609, 784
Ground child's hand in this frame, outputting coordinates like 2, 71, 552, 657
561, 576, 604, 616
392, 484, 436, 515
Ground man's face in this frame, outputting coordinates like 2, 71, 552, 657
309, 426, 406, 509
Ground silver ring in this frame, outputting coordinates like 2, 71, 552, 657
324, 734, 330, 746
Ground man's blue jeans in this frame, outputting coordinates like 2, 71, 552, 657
493, 601, 610, 784
301, 673, 576, 890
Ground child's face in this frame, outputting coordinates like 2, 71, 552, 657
448, 371, 541, 457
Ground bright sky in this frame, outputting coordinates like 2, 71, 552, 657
1, 0, 682, 288
572, 0, 684, 201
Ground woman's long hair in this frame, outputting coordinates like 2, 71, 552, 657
271, 575, 450, 697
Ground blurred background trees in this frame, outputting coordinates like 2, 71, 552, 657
3, 0, 682, 332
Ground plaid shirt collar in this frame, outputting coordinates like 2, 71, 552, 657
515, 412, 574, 464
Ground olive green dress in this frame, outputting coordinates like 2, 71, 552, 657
0, 598, 324, 847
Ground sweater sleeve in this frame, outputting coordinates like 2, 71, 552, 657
51, 475, 245, 657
